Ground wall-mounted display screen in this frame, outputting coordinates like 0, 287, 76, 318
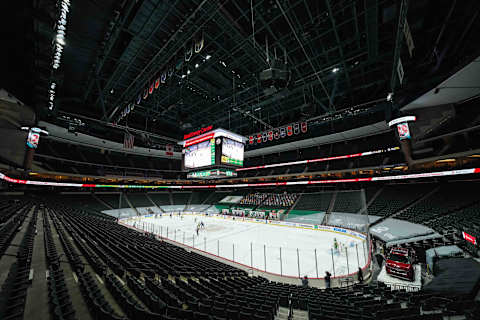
221, 137, 244, 166
184, 139, 215, 169
397, 122, 411, 140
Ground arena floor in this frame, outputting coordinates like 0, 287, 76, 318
122, 213, 368, 278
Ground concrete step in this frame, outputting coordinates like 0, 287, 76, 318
275, 307, 290, 320
292, 308, 309, 320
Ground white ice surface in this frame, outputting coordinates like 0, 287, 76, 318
124, 213, 368, 278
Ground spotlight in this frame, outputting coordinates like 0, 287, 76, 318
56, 36, 65, 46
387, 92, 393, 101
195, 63, 199, 68
332, 67, 339, 73
187, 70, 191, 75
181, 74, 186, 78
205, 54, 211, 60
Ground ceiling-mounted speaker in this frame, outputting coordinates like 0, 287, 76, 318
259, 67, 290, 96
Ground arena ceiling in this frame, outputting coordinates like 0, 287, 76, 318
4, 0, 480, 141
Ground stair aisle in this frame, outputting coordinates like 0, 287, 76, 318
23, 207, 50, 320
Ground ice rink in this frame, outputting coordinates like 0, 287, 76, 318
122, 213, 368, 278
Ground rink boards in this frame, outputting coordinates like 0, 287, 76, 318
119, 212, 370, 278
120, 212, 367, 241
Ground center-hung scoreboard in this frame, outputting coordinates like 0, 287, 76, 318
179, 127, 245, 179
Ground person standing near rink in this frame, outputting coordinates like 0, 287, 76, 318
325, 271, 331, 288
357, 267, 363, 283
302, 275, 309, 287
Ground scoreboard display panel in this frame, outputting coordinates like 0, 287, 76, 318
180, 128, 246, 176
184, 139, 215, 169
221, 137, 244, 166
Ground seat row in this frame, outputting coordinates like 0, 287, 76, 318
0, 205, 37, 320
0, 203, 30, 258
105, 273, 164, 320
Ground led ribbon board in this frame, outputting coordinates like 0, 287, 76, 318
1, 168, 479, 189
462, 231, 477, 245
236, 147, 400, 171
187, 169, 237, 179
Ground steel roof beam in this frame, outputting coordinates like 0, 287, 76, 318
137, 0, 374, 123
83, 0, 138, 102
325, 0, 352, 96
107, 0, 214, 122
94, 1, 178, 118
365, 0, 379, 61
390, 0, 409, 93
197, 56, 389, 128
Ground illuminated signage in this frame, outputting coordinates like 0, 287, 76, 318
397, 122, 411, 140
187, 169, 237, 179
183, 125, 213, 140
237, 147, 400, 171
388, 116, 416, 127
462, 231, 477, 245
1, 168, 479, 189
21, 127, 49, 149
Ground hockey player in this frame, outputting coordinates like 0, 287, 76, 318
334, 238, 339, 253
200, 221, 205, 229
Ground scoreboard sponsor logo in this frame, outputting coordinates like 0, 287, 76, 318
183, 125, 213, 140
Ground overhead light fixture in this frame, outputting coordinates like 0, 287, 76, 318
48, 0, 71, 111
205, 54, 211, 60
181, 74, 186, 78
332, 67, 340, 73
387, 92, 393, 101
187, 70, 191, 75
195, 63, 199, 68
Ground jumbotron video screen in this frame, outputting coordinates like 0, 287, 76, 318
221, 137, 244, 166
184, 139, 215, 169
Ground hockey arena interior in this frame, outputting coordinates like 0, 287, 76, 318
1, 1, 480, 319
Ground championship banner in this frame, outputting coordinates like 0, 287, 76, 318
166, 144, 174, 156
123, 132, 134, 149
248, 121, 307, 146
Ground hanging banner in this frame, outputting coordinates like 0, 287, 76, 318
248, 121, 308, 145
166, 144, 174, 156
